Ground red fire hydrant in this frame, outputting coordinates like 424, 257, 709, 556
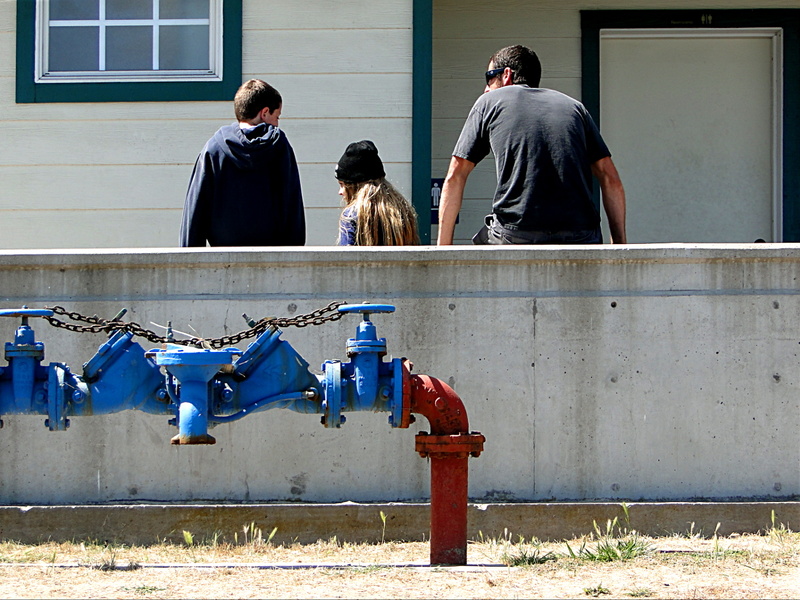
399, 362, 485, 565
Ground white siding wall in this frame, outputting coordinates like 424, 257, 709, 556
432, 0, 800, 243
0, 0, 413, 249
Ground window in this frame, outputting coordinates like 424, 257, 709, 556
16, 0, 242, 102
40, 0, 219, 82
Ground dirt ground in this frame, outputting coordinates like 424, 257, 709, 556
0, 531, 797, 599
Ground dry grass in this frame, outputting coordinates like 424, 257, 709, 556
0, 530, 797, 599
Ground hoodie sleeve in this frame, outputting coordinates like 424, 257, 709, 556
180, 152, 213, 247
279, 140, 306, 245
337, 205, 357, 245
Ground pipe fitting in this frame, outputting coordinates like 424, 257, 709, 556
415, 431, 486, 460
409, 374, 469, 435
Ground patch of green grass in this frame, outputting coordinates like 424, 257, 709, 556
94, 555, 117, 571
348, 565, 391, 574
672, 521, 702, 539
744, 562, 783, 577
232, 522, 278, 547
627, 587, 653, 597
565, 504, 652, 562
201, 530, 223, 548
91, 544, 142, 571
124, 585, 166, 595
501, 540, 557, 566
584, 582, 611, 596
473, 529, 557, 566
707, 522, 750, 560
767, 509, 798, 548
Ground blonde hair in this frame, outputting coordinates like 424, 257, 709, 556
338, 179, 420, 246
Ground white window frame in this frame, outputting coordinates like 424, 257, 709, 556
35, 0, 224, 84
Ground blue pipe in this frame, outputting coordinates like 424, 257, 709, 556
208, 391, 316, 424
0, 303, 407, 441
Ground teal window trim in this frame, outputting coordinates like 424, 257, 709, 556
16, 0, 242, 103
581, 9, 800, 241
412, 0, 433, 244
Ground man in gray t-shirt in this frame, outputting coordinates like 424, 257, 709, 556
437, 45, 627, 245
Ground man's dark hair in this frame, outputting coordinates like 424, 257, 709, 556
489, 45, 542, 87
234, 79, 282, 122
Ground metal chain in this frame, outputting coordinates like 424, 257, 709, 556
42, 301, 348, 349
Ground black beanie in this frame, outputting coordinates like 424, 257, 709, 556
335, 140, 385, 184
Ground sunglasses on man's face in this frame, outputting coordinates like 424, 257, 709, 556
485, 67, 505, 84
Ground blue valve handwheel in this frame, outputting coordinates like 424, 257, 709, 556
338, 304, 395, 314
0, 308, 54, 318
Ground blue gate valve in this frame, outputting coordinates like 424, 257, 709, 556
341, 303, 394, 411
1, 308, 170, 432
0, 309, 52, 416
0, 308, 79, 431
319, 304, 406, 429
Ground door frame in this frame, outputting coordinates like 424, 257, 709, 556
582, 10, 800, 242
413, 0, 433, 243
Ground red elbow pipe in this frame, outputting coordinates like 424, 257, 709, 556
409, 374, 470, 434
408, 372, 485, 566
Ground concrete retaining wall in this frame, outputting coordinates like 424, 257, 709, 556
2, 502, 797, 545
0, 245, 797, 504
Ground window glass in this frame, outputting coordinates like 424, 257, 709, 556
40, 0, 216, 77
48, 26, 99, 71
160, 0, 209, 20
107, 26, 153, 71
18, 0, 240, 102
106, 0, 152, 20
160, 25, 210, 70
49, 0, 98, 20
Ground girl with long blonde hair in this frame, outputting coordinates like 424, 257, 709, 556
335, 141, 420, 246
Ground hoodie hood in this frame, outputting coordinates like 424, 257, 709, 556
212, 122, 284, 170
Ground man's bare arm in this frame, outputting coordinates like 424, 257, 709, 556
437, 156, 476, 245
591, 156, 627, 244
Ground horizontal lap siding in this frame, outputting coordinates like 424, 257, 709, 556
0, 0, 412, 249
432, 0, 800, 243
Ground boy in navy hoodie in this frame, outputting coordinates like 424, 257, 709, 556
180, 79, 305, 246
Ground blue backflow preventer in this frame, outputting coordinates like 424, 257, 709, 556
0, 303, 409, 444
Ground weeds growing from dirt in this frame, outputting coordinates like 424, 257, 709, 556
477, 504, 653, 566
232, 522, 278, 547
767, 509, 798, 548
0, 509, 797, 580
182, 531, 194, 547
0, 535, 796, 600
706, 522, 749, 561
380, 511, 388, 544
500, 537, 556, 566
583, 582, 611, 596
474, 528, 556, 566
126, 584, 166, 596
566, 504, 652, 562
93, 545, 119, 571
503, 544, 557, 566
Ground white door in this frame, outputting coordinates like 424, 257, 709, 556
600, 29, 782, 242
